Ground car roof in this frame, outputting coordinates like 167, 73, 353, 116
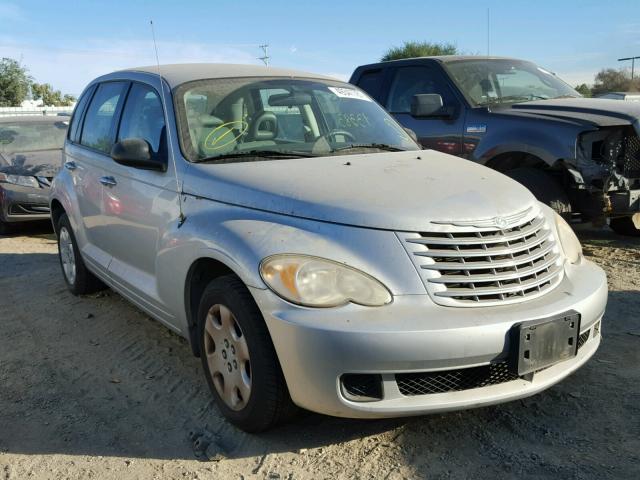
354, 55, 530, 70
0, 115, 70, 124
113, 63, 337, 89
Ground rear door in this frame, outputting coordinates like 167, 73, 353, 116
100, 82, 177, 322
67, 81, 128, 274
385, 65, 465, 155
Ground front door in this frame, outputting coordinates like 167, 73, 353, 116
386, 66, 465, 156
100, 82, 179, 322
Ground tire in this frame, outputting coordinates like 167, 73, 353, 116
0, 219, 11, 236
197, 275, 297, 432
610, 216, 640, 237
56, 213, 105, 295
505, 167, 572, 217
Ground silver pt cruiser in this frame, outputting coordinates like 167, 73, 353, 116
50, 64, 608, 432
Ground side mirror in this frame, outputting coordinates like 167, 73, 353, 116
110, 138, 166, 172
410, 94, 445, 118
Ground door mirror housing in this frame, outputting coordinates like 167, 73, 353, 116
410, 94, 446, 118
110, 138, 166, 171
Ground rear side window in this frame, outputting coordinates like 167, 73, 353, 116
80, 82, 127, 154
117, 83, 166, 157
387, 66, 457, 114
354, 69, 385, 103
68, 85, 94, 143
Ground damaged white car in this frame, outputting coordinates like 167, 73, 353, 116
50, 64, 608, 432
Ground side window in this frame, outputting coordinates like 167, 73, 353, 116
387, 66, 457, 114
118, 83, 166, 158
354, 69, 384, 103
68, 85, 94, 143
80, 82, 127, 154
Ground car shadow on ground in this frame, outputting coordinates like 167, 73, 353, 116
0, 234, 638, 478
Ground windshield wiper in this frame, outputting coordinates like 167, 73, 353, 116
478, 94, 549, 106
194, 150, 317, 163
332, 143, 407, 153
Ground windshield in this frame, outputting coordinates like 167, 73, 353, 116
174, 77, 418, 163
0, 121, 68, 154
444, 59, 581, 107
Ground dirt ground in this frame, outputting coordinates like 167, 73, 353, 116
0, 224, 638, 480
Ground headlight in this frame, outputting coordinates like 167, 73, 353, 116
554, 213, 583, 264
0, 173, 39, 188
260, 254, 393, 308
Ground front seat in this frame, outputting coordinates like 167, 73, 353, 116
243, 111, 278, 149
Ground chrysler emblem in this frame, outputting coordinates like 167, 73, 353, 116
494, 216, 508, 229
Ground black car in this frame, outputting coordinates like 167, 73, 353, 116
0, 116, 68, 233
350, 56, 640, 236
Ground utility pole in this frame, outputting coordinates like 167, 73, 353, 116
618, 56, 640, 81
487, 8, 490, 56
258, 44, 270, 66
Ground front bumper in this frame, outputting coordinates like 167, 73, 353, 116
250, 259, 607, 418
0, 183, 51, 223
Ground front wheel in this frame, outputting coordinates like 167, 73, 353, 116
198, 275, 297, 432
610, 215, 640, 237
505, 167, 572, 217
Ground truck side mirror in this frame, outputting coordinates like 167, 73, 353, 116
410, 94, 445, 118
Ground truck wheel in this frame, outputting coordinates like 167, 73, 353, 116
505, 168, 572, 217
198, 275, 297, 432
609, 216, 640, 237
56, 213, 105, 295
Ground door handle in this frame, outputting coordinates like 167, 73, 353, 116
99, 176, 117, 187
64, 161, 77, 171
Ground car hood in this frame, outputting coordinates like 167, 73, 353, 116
184, 150, 538, 231
0, 149, 63, 177
497, 98, 640, 132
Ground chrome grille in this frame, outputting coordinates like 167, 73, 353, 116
399, 208, 564, 307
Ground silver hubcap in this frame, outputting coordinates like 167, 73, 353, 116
203, 304, 251, 411
59, 227, 76, 285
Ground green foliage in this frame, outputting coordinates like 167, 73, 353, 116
381, 41, 459, 62
0, 58, 32, 107
574, 83, 592, 97
592, 68, 640, 96
32, 83, 77, 107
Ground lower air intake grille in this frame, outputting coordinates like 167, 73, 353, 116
623, 134, 640, 177
396, 362, 519, 396
577, 329, 590, 350
341, 374, 383, 402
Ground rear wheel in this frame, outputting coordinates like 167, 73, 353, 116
56, 213, 105, 295
198, 275, 297, 432
610, 215, 640, 237
505, 167, 572, 217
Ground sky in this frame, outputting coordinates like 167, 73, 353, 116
1, 0, 639, 96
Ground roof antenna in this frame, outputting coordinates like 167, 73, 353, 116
150, 20, 186, 227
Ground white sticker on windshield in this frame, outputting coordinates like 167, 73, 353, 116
328, 87, 372, 102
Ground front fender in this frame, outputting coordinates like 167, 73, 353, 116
473, 128, 579, 167
155, 197, 427, 329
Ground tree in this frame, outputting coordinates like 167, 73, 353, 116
0, 58, 32, 107
591, 68, 640, 96
381, 41, 459, 62
31, 83, 76, 107
574, 83, 592, 97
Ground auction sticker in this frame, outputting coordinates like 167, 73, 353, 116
328, 87, 372, 101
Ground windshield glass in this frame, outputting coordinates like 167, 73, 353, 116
444, 59, 581, 107
0, 121, 68, 154
174, 77, 418, 162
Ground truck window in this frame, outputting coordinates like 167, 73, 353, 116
355, 69, 385, 103
387, 67, 456, 114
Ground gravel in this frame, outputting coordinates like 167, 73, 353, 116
0, 224, 638, 480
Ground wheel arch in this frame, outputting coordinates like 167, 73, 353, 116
50, 198, 66, 234
184, 256, 247, 357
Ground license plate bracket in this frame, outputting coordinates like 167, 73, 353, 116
511, 311, 581, 376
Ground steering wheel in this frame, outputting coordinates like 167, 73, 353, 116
321, 130, 356, 143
